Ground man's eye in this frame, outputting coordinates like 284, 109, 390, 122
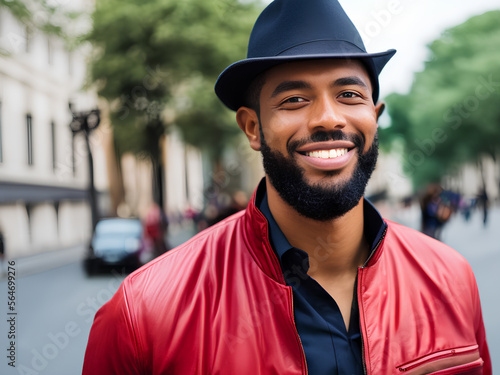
339, 92, 359, 98
283, 97, 305, 104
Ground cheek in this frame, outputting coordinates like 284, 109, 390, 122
365, 124, 378, 146
362, 128, 378, 154
348, 111, 378, 151
260, 116, 302, 150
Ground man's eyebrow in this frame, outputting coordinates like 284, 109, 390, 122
270, 80, 312, 98
332, 76, 369, 89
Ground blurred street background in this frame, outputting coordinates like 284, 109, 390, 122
0, 0, 499, 374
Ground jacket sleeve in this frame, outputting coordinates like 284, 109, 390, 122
469, 267, 491, 375
82, 280, 143, 375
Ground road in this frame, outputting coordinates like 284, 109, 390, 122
0, 262, 126, 375
0, 210, 498, 374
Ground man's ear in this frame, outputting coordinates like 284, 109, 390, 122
236, 106, 261, 151
375, 102, 385, 121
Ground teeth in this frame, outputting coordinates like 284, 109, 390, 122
305, 148, 348, 159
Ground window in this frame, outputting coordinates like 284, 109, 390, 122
67, 51, 73, 76
47, 38, 53, 65
27, 114, 33, 165
25, 25, 33, 53
71, 133, 76, 176
51, 121, 56, 171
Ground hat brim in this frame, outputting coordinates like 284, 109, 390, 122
215, 49, 396, 111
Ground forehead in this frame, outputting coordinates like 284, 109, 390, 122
262, 59, 372, 92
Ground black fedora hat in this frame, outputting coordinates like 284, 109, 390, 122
215, 0, 396, 111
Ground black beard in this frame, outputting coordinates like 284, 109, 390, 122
260, 128, 379, 221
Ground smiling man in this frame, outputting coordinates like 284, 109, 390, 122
83, 1, 491, 374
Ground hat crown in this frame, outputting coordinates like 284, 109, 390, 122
248, 0, 366, 59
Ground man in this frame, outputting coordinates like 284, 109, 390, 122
83, 0, 491, 374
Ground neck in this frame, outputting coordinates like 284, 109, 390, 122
266, 179, 369, 277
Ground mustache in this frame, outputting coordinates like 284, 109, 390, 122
287, 130, 365, 155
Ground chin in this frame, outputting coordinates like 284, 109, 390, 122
303, 166, 354, 186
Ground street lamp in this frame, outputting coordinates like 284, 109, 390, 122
69, 107, 101, 231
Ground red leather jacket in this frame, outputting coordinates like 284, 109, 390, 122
83, 186, 491, 375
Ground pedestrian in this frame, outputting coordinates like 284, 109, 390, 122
420, 183, 452, 240
144, 203, 169, 258
478, 186, 489, 227
83, 1, 491, 374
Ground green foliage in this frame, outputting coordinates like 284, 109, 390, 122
381, 10, 500, 189
0, 0, 31, 23
379, 93, 412, 151
0, 0, 75, 38
87, 0, 262, 161
174, 75, 240, 161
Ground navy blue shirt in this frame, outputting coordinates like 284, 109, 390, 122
258, 192, 386, 375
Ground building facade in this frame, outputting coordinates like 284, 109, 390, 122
0, 3, 105, 258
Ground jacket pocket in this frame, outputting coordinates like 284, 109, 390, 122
396, 345, 483, 374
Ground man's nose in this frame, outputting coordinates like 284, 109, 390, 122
307, 95, 346, 132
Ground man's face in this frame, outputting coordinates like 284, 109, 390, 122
239, 59, 383, 220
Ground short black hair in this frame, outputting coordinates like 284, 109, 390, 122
243, 72, 267, 113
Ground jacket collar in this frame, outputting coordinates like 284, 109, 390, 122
244, 179, 286, 283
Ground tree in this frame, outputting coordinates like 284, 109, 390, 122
0, 0, 78, 39
0, 0, 31, 22
87, 0, 262, 206
381, 10, 500, 190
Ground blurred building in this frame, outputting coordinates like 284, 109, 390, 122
366, 151, 499, 217
0, 2, 109, 258
444, 157, 499, 201
115, 129, 263, 226
366, 151, 413, 201
115, 130, 206, 221
163, 130, 204, 218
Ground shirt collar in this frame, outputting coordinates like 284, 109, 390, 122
257, 188, 387, 263
259, 191, 294, 260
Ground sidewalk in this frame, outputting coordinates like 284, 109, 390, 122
2, 244, 87, 278
390, 203, 500, 257
441, 205, 500, 260
388, 202, 500, 256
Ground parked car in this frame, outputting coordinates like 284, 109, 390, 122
84, 218, 149, 275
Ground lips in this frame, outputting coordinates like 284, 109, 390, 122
295, 141, 357, 171
296, 141, 355, 159
304, 148, 348, 159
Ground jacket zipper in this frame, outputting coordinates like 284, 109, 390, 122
358, 269, 367, 375
396, 345, 479, 372
359, 226, 387, 375
288, 287, 308, 375
362, 226, 387, 268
